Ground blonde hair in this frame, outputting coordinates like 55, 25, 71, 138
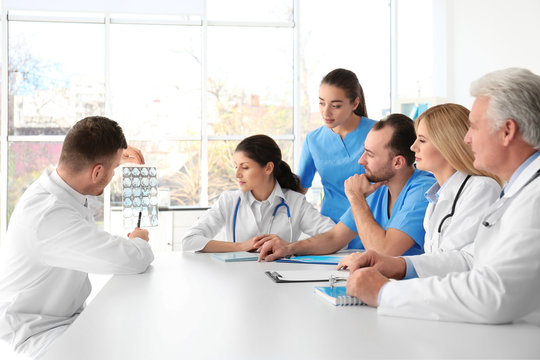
416, 103, 502, 185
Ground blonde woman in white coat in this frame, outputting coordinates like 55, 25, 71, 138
409, 103, 501, 253
182, 135, 335, 252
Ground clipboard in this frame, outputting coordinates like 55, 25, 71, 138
265, 269, 348, 283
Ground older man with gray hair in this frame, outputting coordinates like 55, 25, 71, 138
339, 67, 540, 325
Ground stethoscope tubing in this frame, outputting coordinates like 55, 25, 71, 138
232, 197, 292, 243
233, 197, 241, 243
481, 169, 540, 228
437, 175, 472, 234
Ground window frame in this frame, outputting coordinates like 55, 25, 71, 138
0, 8, 299, 236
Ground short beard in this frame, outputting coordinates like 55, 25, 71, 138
365, 166, 394, 183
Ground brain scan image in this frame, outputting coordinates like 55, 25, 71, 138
121, 166, 159, 228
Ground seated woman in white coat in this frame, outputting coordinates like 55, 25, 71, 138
410, 103, 501, 253
182, 135, 335, 252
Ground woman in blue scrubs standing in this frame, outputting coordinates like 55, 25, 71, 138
299, 68, 376, 223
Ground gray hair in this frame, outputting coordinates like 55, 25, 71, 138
470, 68, 540, 149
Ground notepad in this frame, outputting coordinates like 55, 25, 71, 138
314, 286, 365, 306
265, 270, 348, 283
276, 254, 346, 265
210, 252, 259, 262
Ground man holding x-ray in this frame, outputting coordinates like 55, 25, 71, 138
340, 67, 540, 325
0, 117, 154, 359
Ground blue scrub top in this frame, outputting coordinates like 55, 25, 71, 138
339, 169, 435, 256
298, 116, 376, 224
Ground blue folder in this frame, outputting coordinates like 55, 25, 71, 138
276, 255, 345, 265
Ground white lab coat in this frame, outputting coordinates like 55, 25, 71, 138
378, 156, 540, 324
0, 170, 154, 358
182, 182, 335, 252
423, 172, 500, 254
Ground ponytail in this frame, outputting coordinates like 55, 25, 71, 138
275, 160, 303, 193
235, 134, 304, 193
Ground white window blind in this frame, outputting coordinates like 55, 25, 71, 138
2, 0, 204, 16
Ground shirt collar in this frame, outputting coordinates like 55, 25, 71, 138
245, 181, 285, 207
50, 168, 88, 207
424, 182, 440, 204
424, 171, 457, 204
504, 151, 540, 195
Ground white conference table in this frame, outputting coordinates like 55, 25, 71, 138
43, 252, 540, 359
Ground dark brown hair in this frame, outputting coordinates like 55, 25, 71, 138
235, 135, 303, 193
372, 113, 416, 166
59, 116, 127, 172
321, 68, 368, 117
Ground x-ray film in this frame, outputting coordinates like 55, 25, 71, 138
122, 166, 159, 227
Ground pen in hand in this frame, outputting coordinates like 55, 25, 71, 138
137, 211, 142, 228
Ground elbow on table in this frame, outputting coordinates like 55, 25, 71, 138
461, 269, 537, 325
130, 261, 153, 274
117, 249, 154, 274
470, 301, 530, 325
459, 281, 531, 325
181, 235, 202, 252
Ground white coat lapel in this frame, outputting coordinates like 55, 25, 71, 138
237, 192, 262, 239
504, 156, 540, 198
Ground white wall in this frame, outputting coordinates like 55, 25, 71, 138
443, 0, 540, 107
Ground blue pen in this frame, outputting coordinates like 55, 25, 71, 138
137, 211, 142, 228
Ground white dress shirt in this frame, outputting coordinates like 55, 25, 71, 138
422, 171, 501, 254
379, 155, 540, 325
182, 182, 335, 252
0, 169, 154, 358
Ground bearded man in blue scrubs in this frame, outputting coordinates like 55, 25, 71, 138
258, 113, 435, 261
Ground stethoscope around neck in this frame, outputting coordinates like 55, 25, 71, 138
437, 175, 472, 233
232, 196, 292, 243
481, 169, 540, 228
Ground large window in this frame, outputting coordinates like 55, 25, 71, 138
206, 26, 293, 136
108, 23, 203, 207
206, 25, 294, 201
0, 1, 392, 241
395, 0, 444, 119
109, 23, 202, 139
9, 21, 105, 135
7, 20, 105, 221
